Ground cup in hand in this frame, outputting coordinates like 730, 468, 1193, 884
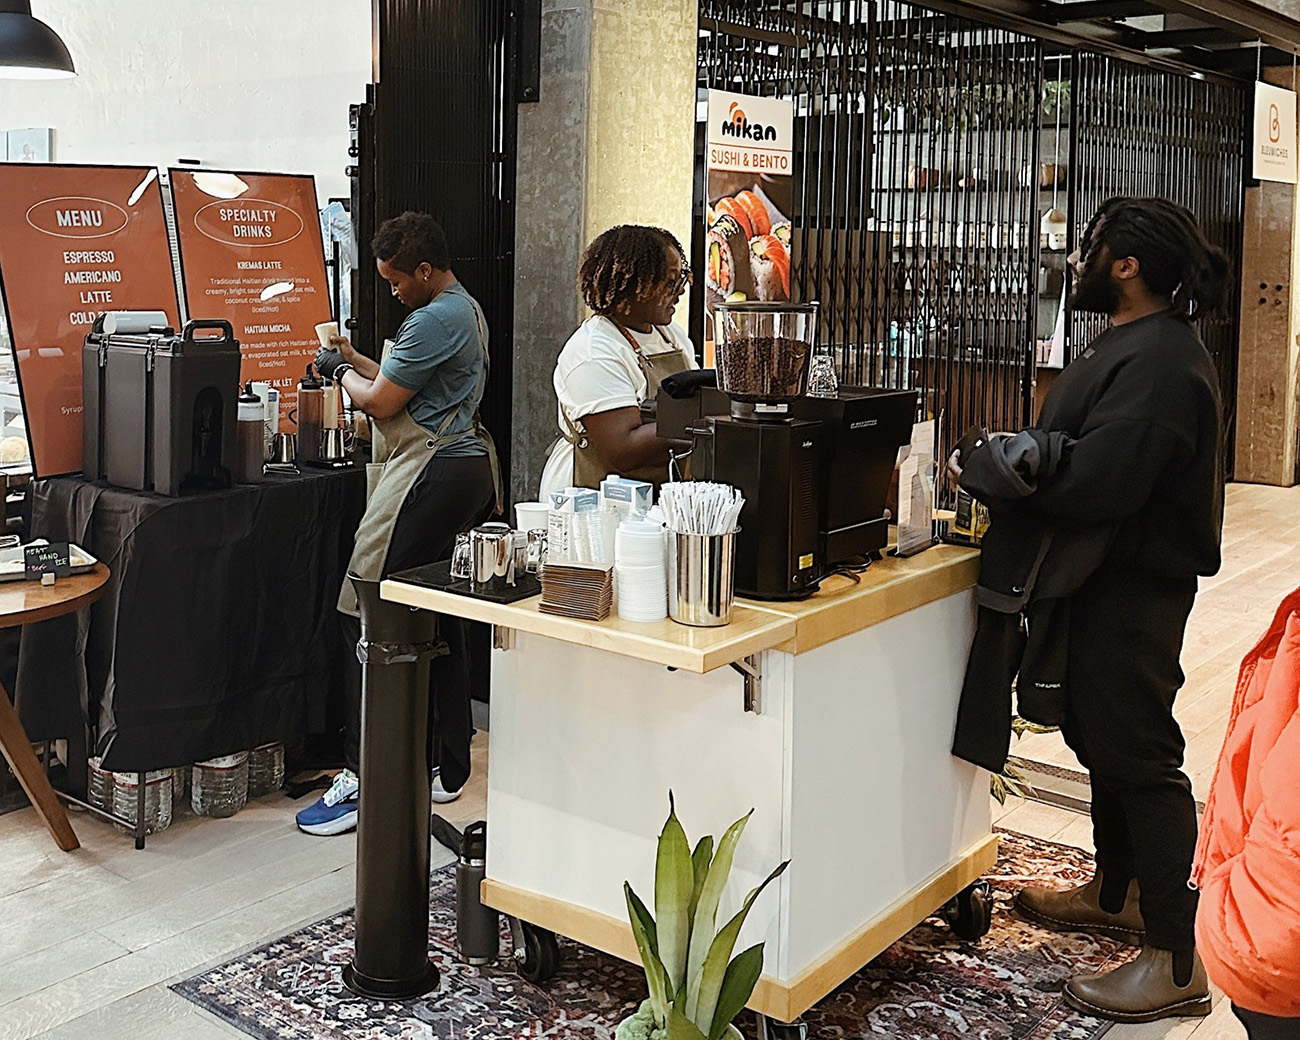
314, 321, 340, 352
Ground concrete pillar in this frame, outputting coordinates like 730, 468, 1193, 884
1235, 66, 1300, 486
511, 0, 696, 503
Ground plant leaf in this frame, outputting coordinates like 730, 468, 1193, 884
692, 860, 788, 1035
625, 882, 670, 1025
683, 810, 752, 1019
689, 835, 715, 923
708, 942, 764, 1040
667, 1005, 709, 1040
655, 794, 695, 995
626, 882, 660, 959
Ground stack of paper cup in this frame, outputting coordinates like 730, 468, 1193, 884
615, 518, 668, 622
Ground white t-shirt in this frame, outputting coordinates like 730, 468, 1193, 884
539, 315, 697, 500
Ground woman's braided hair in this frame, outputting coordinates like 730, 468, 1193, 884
1079, 196, 1230, 321
578, 225, 685, 314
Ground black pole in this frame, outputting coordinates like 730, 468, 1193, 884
342, 575, 445, 999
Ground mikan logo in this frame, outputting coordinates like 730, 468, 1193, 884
193, 198, 304, 248
721, 100, 777, 142
25, 196, 129, 239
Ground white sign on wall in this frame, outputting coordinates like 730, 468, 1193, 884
1253, 82, 1298, 184
706, 90, 793, 175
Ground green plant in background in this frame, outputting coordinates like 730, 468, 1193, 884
1042, 79, 1071, 121
616, 795, 789, 1040
990, 715, 1059, 804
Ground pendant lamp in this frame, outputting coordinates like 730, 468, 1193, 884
0, 1, 75, 80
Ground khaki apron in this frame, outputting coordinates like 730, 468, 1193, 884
562, 318, 695, 489
338, 284, 501, 616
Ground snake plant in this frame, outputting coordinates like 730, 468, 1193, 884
616, 794, 788, 1040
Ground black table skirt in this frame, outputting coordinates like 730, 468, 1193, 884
17, 468, 367, 773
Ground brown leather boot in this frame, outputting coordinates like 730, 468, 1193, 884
1063, 946, 1211, 1023
1014, 874, 1145, 945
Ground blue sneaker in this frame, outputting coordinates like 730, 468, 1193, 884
295, 769, 359, 835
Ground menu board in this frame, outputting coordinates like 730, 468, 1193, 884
703, 90, 795, 368
0, 163, 180, 477
170, 170, 330, 430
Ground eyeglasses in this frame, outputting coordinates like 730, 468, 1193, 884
672, 263, 693, 292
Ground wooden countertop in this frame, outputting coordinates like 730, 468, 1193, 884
381, 543, 978, 675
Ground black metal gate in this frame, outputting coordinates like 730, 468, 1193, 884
1067, 53, 1248, 465
697, 0, 1247, 472
353, 0, 519, 496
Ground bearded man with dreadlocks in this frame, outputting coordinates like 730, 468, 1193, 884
950, 197, 1230, 1022
539, 224, 697, 499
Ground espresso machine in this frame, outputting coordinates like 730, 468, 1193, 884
658, 302, 917, 601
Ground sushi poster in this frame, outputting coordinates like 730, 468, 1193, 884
703, 89, 794, 366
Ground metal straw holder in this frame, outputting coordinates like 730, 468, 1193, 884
668, 530, 738, 627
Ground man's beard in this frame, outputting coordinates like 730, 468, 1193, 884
1070, 263, 1120, 315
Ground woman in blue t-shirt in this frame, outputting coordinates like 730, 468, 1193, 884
303, 211, 499, 836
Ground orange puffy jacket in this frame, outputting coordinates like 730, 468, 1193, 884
1193, 586, 1300, 1016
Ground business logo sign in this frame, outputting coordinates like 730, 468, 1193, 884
707, 90, 793, 174
1254, 82, 1297, 184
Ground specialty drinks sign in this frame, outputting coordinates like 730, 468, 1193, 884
0, 163, 180, 477
170, 170, 331, 430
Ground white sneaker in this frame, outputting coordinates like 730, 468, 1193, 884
431, 767, 464, 804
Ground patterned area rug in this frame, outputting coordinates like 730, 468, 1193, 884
173, 829, 1132, 1040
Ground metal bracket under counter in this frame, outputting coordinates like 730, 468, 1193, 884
492, 625, 515, 651
731, 654, 763, 714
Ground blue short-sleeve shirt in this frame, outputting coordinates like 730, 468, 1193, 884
380, 283, 487, 457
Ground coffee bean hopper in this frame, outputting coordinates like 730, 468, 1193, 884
677, 300, 917, 600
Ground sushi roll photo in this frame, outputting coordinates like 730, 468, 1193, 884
750, 234, 791, 301
706, 213, 756, 300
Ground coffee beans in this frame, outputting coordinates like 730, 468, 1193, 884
716, 335, 810, 400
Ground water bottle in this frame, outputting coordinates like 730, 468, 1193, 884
112, 770, 173, 835
191, 753, 249, 818
456, 821, 499, 965
169, 764, 190, 808
87, 756, 112, 811
247, 742, 285, 798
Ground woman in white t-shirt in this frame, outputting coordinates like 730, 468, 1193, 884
540, 225, 698, 499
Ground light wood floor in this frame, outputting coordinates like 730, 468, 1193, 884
3, 482, 1294, 1040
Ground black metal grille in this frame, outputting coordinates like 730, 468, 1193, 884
697, 1, 1248, 476
355, 0, 519, 497
1067, 53, 1247, 467
698, 1, 1043, 464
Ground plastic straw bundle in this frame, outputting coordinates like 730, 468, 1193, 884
659, 481, 744, 536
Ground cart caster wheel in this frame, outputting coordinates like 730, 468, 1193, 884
518, 923, 559, 984
943, 880, 992, 941
757, 1014, 808, 1040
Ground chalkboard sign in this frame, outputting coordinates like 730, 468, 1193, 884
25, 542, 71, 580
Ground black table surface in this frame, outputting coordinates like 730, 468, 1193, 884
16, 467, 367, 774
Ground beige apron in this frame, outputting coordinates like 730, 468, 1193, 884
562, 318, 695, 490
338, 284, 501, 616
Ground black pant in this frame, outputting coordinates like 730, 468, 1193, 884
342, 452, 496, 790
1235, 1005, 1300, 1040
1060, 567, 1199, 951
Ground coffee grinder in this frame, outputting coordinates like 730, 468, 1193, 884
690, 302, 822, 600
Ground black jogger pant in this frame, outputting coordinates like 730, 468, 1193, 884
342, 452, 496, 791
1060, 567, 1199, 952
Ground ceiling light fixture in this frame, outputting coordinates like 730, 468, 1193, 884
0, 1, 76, 80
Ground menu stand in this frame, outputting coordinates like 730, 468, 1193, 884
342, 575, 447, 999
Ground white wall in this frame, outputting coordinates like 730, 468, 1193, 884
0, 1, 372, 202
